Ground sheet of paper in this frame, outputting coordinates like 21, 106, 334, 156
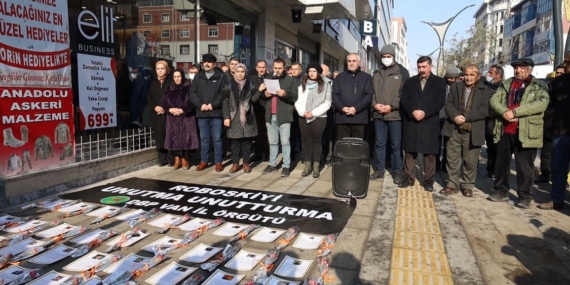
69, 229, 106, 245
147, 214, 181, 228
250, 227, 285, 243
104, 253, 149, 274
213, 222, 248, 237
63, 251, 113, 272
274, 256, 313, 279
178, 218, 211, 231
142, 236, 184, 252
34, 223, 78, 239
263, 79, 281, 94
29, 244, 77, 264
224, 250, 266, 271
0, 265, 32, 284
202, 269, 245, 285
0, 238, 45, 256
82, 276, 102, 285
38, 199, 72, 209
179, 243, 223, 263
86, 205, 121, 217
146, 262, 197, 285
264, 275, 300, 285
3, 220, 46, 233
56, 202, 94, 213
106, 230, 150, 247
292, 233, 324, 250
27, 270, 71, 285
115, 209, 146, 221
0, 215, 19, 225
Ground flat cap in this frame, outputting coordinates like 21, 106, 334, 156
511, 58, 534, 67
444, 66, 460, 78
202, 53, 217, 63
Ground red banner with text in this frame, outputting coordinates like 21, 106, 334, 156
0, 0, 73, 178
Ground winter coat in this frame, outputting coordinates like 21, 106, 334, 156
484, 80, 501, 137
332, 67, 374, 125
400, 73, 447, 154
222, 78, 259, 139
189, 68, 228, 118
490, 77, 550, 148
441, 81, 493, 146
255, 73, 299, 125
147, 76, 173, 150
295, 82, 332, 119
161, 81, 199, 151
547, 73, 570, 136
371, 63, 410, 121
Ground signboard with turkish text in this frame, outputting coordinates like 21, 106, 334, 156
0, 0, 74, 177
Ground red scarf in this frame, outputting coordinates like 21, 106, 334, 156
504, 77, 531, 134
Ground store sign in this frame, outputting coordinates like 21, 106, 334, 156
0, 0, 74, 177
363, 36, 379, 49
360, 19, 378, 36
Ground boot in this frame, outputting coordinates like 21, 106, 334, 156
173, 156, 181, 170
302, 161, 313, 177
20, 125, 28, 143
229, 163, 240, 173
3, 128, 24, 147
312, 162, 320, 178
181, 158, 190, 170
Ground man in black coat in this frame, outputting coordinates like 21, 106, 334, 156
250, 60, 271, 161
332, 53, 374, 139
399, 56, 447, 191
483, 64, 504, 178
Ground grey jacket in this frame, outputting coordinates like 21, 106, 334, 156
371, 63, 409, 121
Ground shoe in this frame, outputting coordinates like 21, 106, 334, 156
514, 197, 532, 209
370, 170, 385, 180
487, 192, 509, 202
229, 163, 240, 173
262, 165, 278, 174
173, 156, 181, 170
439, 187, 458, 195
312, 162, 320, 178
534, 175, 550, 184
281, 168, 290, 177
181, 158, 190, 170
537, 201, 565, 210
158, 162, 168, 167
301, 162, 313, 177
325, 158, 332, 167
215, 163, 224, 172
398, 179, 415, 188
487, 172, 495, 179
423, 179, 434, 192
393, 171, 404, 185
243, 163, 251, 173
462, 189, 473, 197
196, 162, 208, 171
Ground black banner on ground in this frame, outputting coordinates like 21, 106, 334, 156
61, 178, 356, 235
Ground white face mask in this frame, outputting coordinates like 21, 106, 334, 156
486, 75, 494, 83
382, 57, 394, 67
189, 73, 195, 80
130, 73, 137, 81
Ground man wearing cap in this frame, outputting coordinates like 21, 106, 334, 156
438, 66, 461, 172
487, 58, 549, 208
370, 45, 409, 182
190, 53, 229, 172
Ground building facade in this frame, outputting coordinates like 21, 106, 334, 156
474, 0, 514, 70
391, 17, 409, 69
360, 0, 395, 72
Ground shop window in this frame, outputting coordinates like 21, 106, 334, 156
208, 28, 219, 37
161, 13, 170, 22
143, 14, 152, 23
180, 45, 190, 55
160, 45, 171, 56
161, 29, 170, 38
181, 13, 190, 21
208, 45, 218, 54
180, 29, 190, 38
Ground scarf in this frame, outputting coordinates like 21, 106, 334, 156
504, 77, 531, 134
304, 79, 327, 123
232, 63, 247, 90
229, 77, 252, 129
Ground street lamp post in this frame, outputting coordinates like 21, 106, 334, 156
421, 4, 475, 76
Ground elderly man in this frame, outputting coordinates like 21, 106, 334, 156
438, 67, 461, 172
487, 58, 549, 208
484, 65, 504, 178
440, 65, 493, 197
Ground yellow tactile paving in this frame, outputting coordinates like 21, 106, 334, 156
389, 183, 454, 285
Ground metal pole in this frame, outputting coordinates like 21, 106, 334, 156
553, 0, 564, 67
194, 0, 200, 65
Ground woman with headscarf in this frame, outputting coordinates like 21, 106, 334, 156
161, 69, 199, 170
147, 60, 173, 166
295, 62, 331, 178
222, 63, 260, 173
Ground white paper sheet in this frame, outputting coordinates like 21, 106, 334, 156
3, 220, 46, 233
0, 215, 19, 225
202, 269, 245, 285
34, 223, 78, 239
27, 270, 70, 285
115, 209, 146, 221
29, 244, 77, 264
147, 214, 181, 228
82, 276, 102, 285
224, 250, 266, 271
104, 253, 150, 274
85, 206, 121, 217
178, 218, 212, 231
69, 229, 106, 245
250, 227, 286, 243
212, 223, 248, 237
179, 243, 223, 263
38, 199, 71, 209
146, 262, 197, 285
63, 251, 113, 272
0, 238, 45, 256
56, 202, 94, 213
263, 79, 281, 94
0, 265, 32, 284
274, 256, 313, 279
106, 230, 150, 247
292, 233, 324, 250
264, 275, 300, 285
142, 236, 183, 252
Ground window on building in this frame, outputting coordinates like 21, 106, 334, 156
208, 28, 219, 37
143, 30, 151, 37
500, 25, 504, 33
180, 45, 190, 55
499, 39, 503, 47
180, 29, 190, 38
161, 29, 170, 38
160, 45, 170, 56
143, 14, 151, 23
208, 44, 218, 54
161, 13, 170, 22
180, 13, 190, 21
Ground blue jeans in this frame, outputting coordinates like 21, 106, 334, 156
373, 119, 403, 172
197, 118, 223, 163
267, 115, 291, 168
550, 136, 570, 203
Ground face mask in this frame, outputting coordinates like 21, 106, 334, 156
130, 73, 137, 81
486, 75, 494, 83
189, 74, 195, 80
382, 57, 394, 67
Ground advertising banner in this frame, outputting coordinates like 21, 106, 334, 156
0, 0, 74, 177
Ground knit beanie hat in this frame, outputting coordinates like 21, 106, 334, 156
306, 62, 323, 74
380, 45, 396, 56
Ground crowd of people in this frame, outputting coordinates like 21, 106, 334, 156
140, 46, 570, 211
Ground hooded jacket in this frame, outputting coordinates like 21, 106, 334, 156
371, 63, 409, 121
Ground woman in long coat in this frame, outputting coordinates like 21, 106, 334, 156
147, 60, 173, 166
161, 69, 199, 170
222, 63, 259, 173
